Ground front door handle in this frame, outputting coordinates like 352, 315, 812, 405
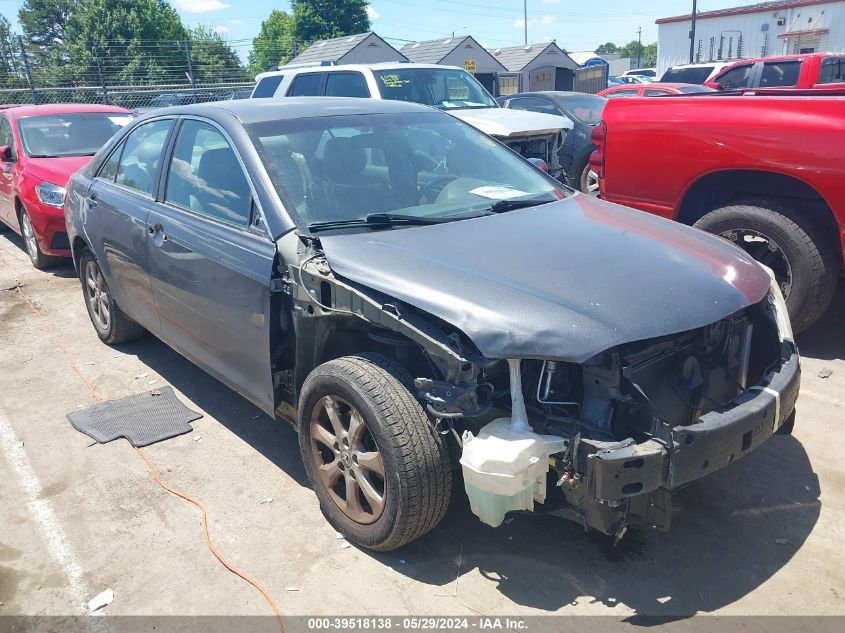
149, 223, 167, 242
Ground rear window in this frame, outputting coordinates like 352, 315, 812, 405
759, 60, 800, 87
253, 75, 284, 98
325, 72, 370, 97
660, 66, 713, 84
288, 73, 324, 97
678, 85, 716, 94
818, 57, 845, 84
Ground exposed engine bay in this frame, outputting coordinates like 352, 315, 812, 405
282, 233, 799, 540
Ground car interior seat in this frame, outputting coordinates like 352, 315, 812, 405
195, 147, 252, 224
319, 137, 391, 218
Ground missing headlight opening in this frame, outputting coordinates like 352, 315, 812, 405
288, 248, 797, 542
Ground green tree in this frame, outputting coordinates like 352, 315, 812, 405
18, 0, 73, 49
248, 9, 294, 75
188, 25, 246, 82
63, 0, 187, 88
0, 13, 24, 89
291, 0, 370, 44
595, 42, 617, 55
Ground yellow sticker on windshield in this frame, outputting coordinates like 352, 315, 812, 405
379, 74, 410, 89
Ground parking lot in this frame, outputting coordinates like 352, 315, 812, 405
1, 228, 844, 624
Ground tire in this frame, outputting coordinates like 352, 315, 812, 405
298, 353, 452, 551
20, 209, 61, 270
577, 160, 600, 196
78, 249, 145, 344
693, 202, 839, 333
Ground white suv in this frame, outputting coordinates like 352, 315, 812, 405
252, 63, 573, 178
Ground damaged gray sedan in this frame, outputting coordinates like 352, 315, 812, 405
65, 98, 800, 550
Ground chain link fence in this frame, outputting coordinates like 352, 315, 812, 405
0, 37, 255, 110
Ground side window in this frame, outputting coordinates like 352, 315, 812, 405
253, 75, 284, 98
644, 88, 671, 96
164, 120, 252, 228
0, 116, 14, 158
716, 63, 753, 89
818, 57, 845, 84
325, 72, 369, 97
114, 119, 172, 195
507, 97, 560, 115
607, 89, 638, 98
97, 142, 123, 181
759, 60, 801, 87
288, 73, 325, 96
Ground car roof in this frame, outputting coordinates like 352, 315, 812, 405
666, 61, 729, 69
3, 103, 133, 118
141, 97, 440, 124
256, 62, 462, 79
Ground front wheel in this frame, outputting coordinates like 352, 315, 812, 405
78, 249, 145, 344
20, 210, 60, 270
578, 161, 600, 196
298, 353, 452, 550
694, 202, 839, 333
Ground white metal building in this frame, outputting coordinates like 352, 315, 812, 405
656, 0, 845, 74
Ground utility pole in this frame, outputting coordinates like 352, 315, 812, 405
17, 36, 37, 105
636, 27, 642, 69
524, 0, 528, 46
689, 0, 698, 63
183, 39, 197, 99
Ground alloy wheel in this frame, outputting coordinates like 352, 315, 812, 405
720, 228, 793, 298
21, 214, 39, 262
310, 395, 386, 524
580, 164, 600, 196
84, 259, 111, 331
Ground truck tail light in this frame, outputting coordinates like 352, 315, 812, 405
589, 121, 607, 179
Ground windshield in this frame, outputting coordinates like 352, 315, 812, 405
373, 68, 498, 110
559, 95, 606, 125
18, 112, 133, 158
247, 111, 567, 231
660, 66, 714, 84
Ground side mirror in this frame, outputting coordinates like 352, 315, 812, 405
527, 157, 549, 173
0, 145, 12, 163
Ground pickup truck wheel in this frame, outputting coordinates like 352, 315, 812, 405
694, 202, 838, 333
298, 353, 452, 551
78, 249, 145, 344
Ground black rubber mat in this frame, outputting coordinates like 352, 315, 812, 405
67, 386, 202, 447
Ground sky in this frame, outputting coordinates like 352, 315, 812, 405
0, 0, 755, 58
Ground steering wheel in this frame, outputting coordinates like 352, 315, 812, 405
417, 174, 458, 203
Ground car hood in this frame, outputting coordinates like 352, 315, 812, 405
448, 107, 573, 138
23, 156, 92, 186
319, 195, 772, 362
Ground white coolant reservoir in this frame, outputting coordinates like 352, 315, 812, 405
459, 360, 568, 527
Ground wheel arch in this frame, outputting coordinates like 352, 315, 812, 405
676, 169, 842, 264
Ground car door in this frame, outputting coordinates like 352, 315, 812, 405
0, 115, 16, 227
146, 117, 277, 415
86, 118, 174, 334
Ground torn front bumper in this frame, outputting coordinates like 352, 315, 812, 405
588, 351, 800, 502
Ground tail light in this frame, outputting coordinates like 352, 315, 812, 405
589, 121, 607, 179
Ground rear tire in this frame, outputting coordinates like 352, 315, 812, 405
577, 160, 600, 196
78, 249, 145, 344
693, 202, 838, 333
20, 209, 61, 270
298, 353, 452, 551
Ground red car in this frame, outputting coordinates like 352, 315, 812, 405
0, 103, 133, 268
705, 52, 845, 91
597, 82, 715, 98
591, 91, 845, 331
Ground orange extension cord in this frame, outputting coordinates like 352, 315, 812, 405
10, 282, 285, 633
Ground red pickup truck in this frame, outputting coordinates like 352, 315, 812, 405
591, 92, 844, 331
705, 53, 845, 91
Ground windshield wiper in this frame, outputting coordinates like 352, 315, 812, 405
487, 198, 555, 213
308, 213, 453, 233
